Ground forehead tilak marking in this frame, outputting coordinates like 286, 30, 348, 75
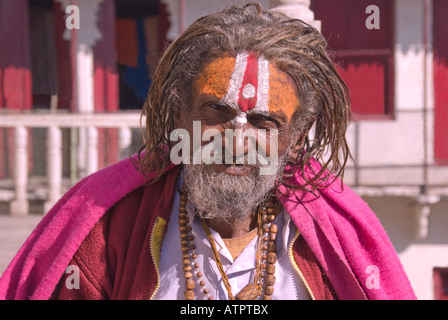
223, 52, 270, 114
194, 52, 299, 121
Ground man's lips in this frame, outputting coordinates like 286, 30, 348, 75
212, 163, 254, 176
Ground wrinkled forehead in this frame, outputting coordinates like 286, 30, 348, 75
193, 52, 299, 119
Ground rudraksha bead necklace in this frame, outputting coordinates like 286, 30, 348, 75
179, 184, 279, 300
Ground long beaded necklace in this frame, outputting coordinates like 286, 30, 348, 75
178, 184, 279, 300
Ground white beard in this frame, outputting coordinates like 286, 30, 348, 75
183, 157, 286, 222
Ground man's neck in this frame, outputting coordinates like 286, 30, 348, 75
205, 212, 259, 239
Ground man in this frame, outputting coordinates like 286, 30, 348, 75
0, 4, 415, 300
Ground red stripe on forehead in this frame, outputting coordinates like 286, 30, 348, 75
237, 53, 259, 112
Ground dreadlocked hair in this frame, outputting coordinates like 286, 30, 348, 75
138, 3, 352, 191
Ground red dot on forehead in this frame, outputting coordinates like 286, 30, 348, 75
238, 53, 259, 112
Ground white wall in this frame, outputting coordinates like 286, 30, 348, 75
344, 0, 442, 189
352, 0, 448, 300
364, 196, 448, 300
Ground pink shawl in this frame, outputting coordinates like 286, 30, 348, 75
0, 156, 416, 300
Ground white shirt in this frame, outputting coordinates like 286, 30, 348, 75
153, 174, 310, 300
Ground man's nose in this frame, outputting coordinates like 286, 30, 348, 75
223, 121, 257, 162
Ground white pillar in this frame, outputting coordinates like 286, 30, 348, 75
44, 126, 62, 214
119, 127, 133, 160
10, 126, 29, 216
56, 0, 105, 179
270, 0, 321, 31
86, 126, 98, 175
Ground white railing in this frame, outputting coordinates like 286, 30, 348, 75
0, 111, 144, 216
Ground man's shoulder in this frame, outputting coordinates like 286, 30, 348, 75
104, 165, 180, 231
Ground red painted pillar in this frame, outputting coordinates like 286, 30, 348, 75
94, 0, 119, 168
433, 0, 448, 165
0, 0, 32, 110
0, 0, 32, 178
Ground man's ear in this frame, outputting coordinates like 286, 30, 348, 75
288, 137, 305, 162
288, 121, 314, 162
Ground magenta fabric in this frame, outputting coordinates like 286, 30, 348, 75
278, 160, 416, 299
0, 155, 174, 300
0, 157, 416, 300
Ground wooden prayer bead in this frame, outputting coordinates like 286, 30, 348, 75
265, 285, 274, 296
265, 274, 276, 286
182, 258, 190, 265
267, 252, 277, 264
178, 219, 187, 226
180, 232, 188, 239
183, 265, 192, 272
181, 246, 189, 253
266, 264, 276, 275
268, 241, 277, 252
186, 279, 195, 290
263, 295, 272, 300
269, 233, 277, 241
184, 290, 194, 300
184, 271, 193, 279
235, 284, 260, 300
269, 224, 278, 233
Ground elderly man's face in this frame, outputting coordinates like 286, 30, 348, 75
184, 52, 300, 176
179, 52, 300, 220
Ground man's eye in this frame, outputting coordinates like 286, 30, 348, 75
209, 104, 224, 111
248, 114, 281, 128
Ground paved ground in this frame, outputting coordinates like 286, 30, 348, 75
0, 214, 44, 276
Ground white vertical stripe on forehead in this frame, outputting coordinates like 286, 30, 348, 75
223, 52, 248, 108
255, 56, 270, 112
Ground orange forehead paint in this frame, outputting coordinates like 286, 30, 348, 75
194, 56, 236, 99
268, 64, 299, 120
194, 52, 299, 120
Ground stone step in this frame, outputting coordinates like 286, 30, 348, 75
0, 214, 44, 276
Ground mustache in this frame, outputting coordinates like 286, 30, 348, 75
194, 140, 276, 166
